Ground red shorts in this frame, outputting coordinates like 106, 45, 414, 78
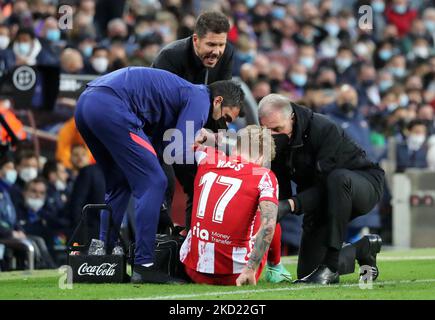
185, 256, 266, 286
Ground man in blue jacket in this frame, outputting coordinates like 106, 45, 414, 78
75, 66, 244, 284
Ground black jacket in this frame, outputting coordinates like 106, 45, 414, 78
272, 103, 384, 214
151, 36, 234, 84
66, 164, 106, 240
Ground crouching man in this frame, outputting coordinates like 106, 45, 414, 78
180, 125, 279, 285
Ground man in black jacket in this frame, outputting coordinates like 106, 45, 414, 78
152, 11, 233, 85
152, 11, 235, 230
258, 94, 384, 285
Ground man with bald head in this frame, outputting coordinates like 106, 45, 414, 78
258, 93, 385, 285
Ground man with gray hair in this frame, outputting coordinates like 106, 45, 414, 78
258, 93, 385, 285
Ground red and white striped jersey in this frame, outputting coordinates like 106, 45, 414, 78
180, 147, 279, 275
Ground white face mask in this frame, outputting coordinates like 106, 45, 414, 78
91, 57, 109, 74
26, 197, 45, 212
0, 35, 10, 50
407, 134, 426, 151
414, 46, 429, 59
55, 179, 67, 191
19, 167, 38, 183
4, 169, 17, 185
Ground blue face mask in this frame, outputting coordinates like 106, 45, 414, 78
336, 58, 352, 71
424, 20, 435, 32
393, 4, 407, 14
238, 52, 254, 64
17, 42, 31, 56
46, 29, 60, 42
372, 1, 385, 13
290, 73, 307, 87
379, 49, 393, 61
389, 67, 406, 78
325, 23, 340, 37
299, 56, 315, 69
272, 7, 286, 20
82, 45, 93, 58
399, 94, 409, 107
4, 169, 17, 185
379, 80, 393, 92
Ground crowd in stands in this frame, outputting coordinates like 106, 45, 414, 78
0, 0, 435, 269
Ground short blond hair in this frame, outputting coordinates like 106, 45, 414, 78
236, 125, 276, 163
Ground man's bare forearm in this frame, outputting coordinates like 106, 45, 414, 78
246, 200, 278, 271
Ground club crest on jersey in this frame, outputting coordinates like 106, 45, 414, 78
192, 222, 209, 240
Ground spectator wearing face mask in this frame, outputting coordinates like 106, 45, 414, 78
9, 150, 39, 218
0, 152, 18, 231
356, 64, 380, 112
385, 0, 418, 38
297, 44, 317, 75
423, 8, 435, 45
0, 153, 57, 270
373, 40, 396, 70
401, 18, 434, 54
327, 45, 358, 86
318, 16, 341, 59
15, 178, 67, 266
12, 27, 56, 67
324, 85, 376, 161
0, 24, 15, 76
377, 69, 395, 95
282, 63, 308, 101
42, 160, 72, 219
386, 54, 408, 81
406, 37, 432, 67
38, 16, 64, 67
369, 0, 388, 41
293, 21, 328, 49
396, 119, 430, 172
84, 46, 110, 75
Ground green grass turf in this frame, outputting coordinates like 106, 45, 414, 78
1, 248, 435, 300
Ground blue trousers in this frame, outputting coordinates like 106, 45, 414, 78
75, 86, 167, 265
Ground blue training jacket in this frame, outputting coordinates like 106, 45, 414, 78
86, 67, 211, 162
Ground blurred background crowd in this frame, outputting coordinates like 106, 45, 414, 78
0, 0, 434, 270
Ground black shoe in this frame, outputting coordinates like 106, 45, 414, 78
293, 265, 339, 285
357, 234, 382, 281
131, 264, 186, 284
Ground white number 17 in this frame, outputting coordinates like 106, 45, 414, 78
196, 172, 242, 223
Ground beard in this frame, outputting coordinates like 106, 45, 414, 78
200, 52, 222, 67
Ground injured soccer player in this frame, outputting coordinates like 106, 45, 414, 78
180, 125, 290, 286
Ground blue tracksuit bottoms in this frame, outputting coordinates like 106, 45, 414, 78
75, 86, 167, 265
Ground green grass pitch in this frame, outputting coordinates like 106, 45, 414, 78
1, 248, 435, 300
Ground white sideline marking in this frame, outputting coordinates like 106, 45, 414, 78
280, 255, 435, 264
125, 278, 435, 300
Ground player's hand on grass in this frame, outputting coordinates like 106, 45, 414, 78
236, 268, 257, 286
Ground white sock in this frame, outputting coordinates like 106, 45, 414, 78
141, 263, 153, 267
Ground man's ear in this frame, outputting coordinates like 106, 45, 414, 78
213, 96, 223, 108
193, 33, 198, 46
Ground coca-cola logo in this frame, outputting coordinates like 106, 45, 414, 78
77, 263, 118, 276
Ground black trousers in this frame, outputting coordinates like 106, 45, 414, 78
297, 168, 384, 279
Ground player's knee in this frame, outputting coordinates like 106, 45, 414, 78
327, 169, 351, 190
